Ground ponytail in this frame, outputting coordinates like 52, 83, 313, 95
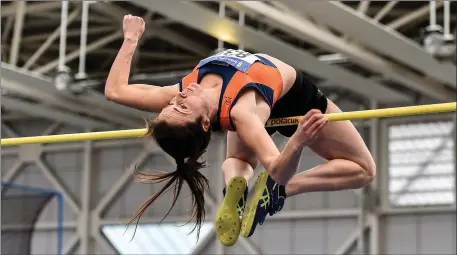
131, 115, 212, 240
128, 152, 209, 240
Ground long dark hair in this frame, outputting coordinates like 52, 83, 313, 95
128, 116, 211, 240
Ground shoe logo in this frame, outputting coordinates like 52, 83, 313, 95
260, 189, 271, 209
270, 183, 285, 213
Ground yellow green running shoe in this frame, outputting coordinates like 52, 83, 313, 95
240, 171, 286, 238
215, 176, 247, 246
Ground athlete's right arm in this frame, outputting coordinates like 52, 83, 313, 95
105, 15, 178, 112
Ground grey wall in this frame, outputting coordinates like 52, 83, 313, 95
1, 98, 455, 255
382, 213, 456, 255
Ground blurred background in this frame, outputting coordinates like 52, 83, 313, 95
1, 1, 456, 254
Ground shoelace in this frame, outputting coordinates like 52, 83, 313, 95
267, 184, 285, 216
269, 199, 284, 215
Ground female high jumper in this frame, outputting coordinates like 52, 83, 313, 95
105, 15, 376, 246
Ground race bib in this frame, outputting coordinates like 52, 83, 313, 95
197, 49, 260, 72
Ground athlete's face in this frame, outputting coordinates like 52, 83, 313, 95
158, 83, 211, 129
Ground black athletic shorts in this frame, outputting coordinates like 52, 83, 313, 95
265, 69, 328, 137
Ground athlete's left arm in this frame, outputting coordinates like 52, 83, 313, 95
231, 106, 305, 185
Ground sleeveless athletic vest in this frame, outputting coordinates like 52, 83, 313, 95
179, 49, 283, 131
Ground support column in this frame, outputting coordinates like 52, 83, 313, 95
79, 131, 94, 254
9, 1, 26, 66
23, 7, 81, 70
75, 1, 90, 79
357, 104, 369, 255
217, 2, 225, 52
58, 0, 69, 73
368, 100, 381, 255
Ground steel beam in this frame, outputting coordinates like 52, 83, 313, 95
369, 213, 380, 255
1, 149, 18, 156
266, 208, 359, 220
100, 215, 208, 225
9, 1, 26, 66
297, 1, 456, 88
74, 90, 150, 124
373, 1, 398, 22
358, 137, 369, 253
369, 100, 380, 255
7, 206, 454, 231
58, 0, 69, 72
131, 0, 407, 103
42, 122, 62, 136
79, 135, 93, 254
63, 235, 80, 255
1, 97, 110, 129
388, 2, 444, 30
1, 123, 19, 137
23, 7, 82, 69
33, 31, 123, 74
92, 2, 211, 56
190, 229, 217, 255
2, 221, 77, 231
381, 205, 456, 215
0, 112, 30, 121
1, 2, 61, 18
94, 150, 150, 216
150, 24, 212, 56
334, 221, 371, 255
1, 63, 144, 127
236, 1, 450, 101
36, 159, 81, 213
76, 1, 90, 79
93, 231, 118, 254
136, 61, 199, 73
2, 16, 15, 44
28, 11, 113, 24
239, 238, 263, 255
357, 1, 371, 14
1, 160, 24, 183
25, 44, 195, 60
42, 139, 143, 153
22, 26, 116, 43
379, 118, 391, 212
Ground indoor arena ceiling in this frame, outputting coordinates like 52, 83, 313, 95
1, 1, 456, 129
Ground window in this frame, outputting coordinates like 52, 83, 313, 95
102, 222, 214, 254
388, 121, 455, 206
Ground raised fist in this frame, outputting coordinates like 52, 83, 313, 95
123, 14, 145, 42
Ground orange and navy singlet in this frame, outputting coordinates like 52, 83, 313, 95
179, 49, 283, 131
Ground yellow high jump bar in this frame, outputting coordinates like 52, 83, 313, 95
1, 102, 455, 146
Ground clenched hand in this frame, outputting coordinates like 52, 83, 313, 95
123, 14, 145, 42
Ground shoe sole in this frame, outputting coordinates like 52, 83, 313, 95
215, 176, 246, 246
240, 171, 269, 238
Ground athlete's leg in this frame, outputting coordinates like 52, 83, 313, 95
222, 131, 258, 183
216, 131, 258, 246
285, 99, 376, 196
240, 99, 375, 238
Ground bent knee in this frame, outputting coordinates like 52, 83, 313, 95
357, 157, 376, 186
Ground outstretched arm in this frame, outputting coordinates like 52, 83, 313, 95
105, 15, 178, 112
232, 107, 327, 185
